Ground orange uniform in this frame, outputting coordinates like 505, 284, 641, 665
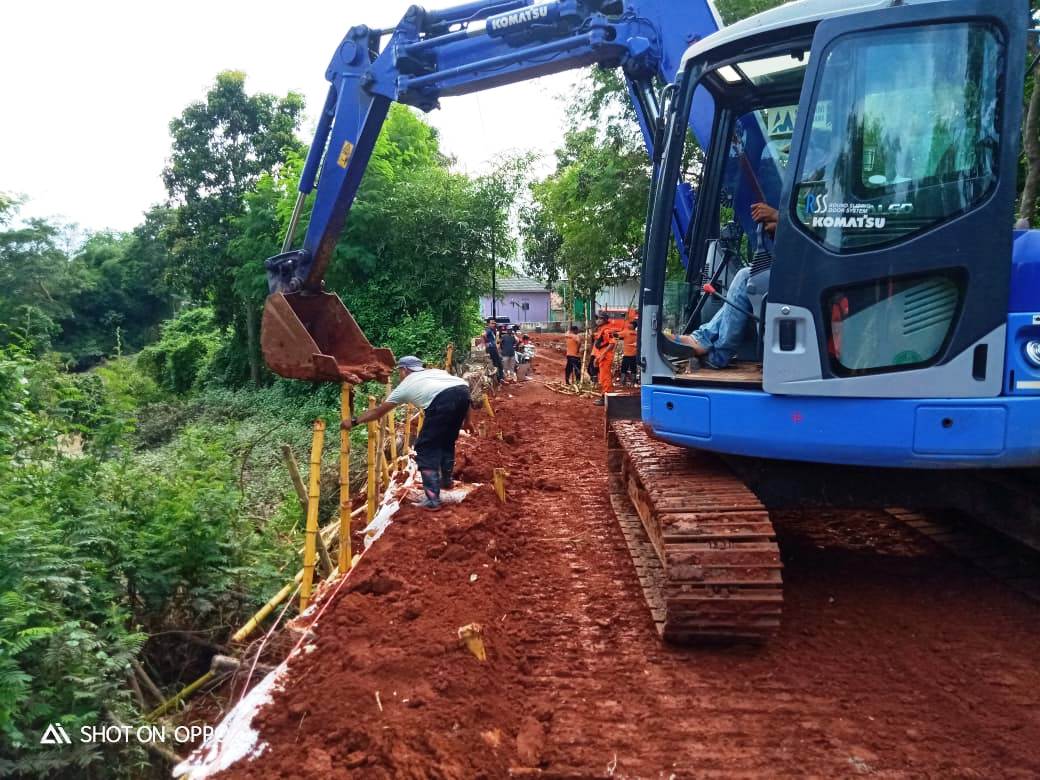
565, 331, 581, 358
591, 323, 615, 394
621, 326, 638, 357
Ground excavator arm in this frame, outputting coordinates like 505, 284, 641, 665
261, 0, 722, 382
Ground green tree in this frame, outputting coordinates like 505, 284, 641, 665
162, 71, 304, 384
0, 198, 87, 355
55, 208, 176, 368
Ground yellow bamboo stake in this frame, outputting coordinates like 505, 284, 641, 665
376, 414, 391, 487
145, 671, 216, 722
386, 383, 398, 471
417, 409, 425, 435
232, 570, 304, 643
299, 420, 326, 613
444, 342, 454, 370
366, 396, 378, 523
402, 403, 413, 456
493, 468, 509, 503
483, 395, 495, 418
339, 384, 352, 575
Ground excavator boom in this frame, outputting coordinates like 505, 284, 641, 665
260, 0, 723, 382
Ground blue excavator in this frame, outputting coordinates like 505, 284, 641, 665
260, 0, 1038, 641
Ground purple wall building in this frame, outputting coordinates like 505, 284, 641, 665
480, 277, 551, 324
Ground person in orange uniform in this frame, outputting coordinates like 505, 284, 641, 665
591, 313, 616, 406
619, 318, 639, 386
564, 324, 582, 384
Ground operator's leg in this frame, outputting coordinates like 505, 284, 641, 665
689, 267, 751, 368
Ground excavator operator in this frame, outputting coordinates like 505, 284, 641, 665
671, 203, 777, 368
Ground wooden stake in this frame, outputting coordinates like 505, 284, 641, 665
366, 396, 378, 524
280, 444, 308, 509
300, 420, 325, 612
316, 534, 334, 577
483, 395, 495, 418
417, 409, 425, 435
493, 468, 509, 503
444, 342, 454, 371
339, 384, 352, 574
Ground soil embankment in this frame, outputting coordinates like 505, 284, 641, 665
215, 340, 1040, 778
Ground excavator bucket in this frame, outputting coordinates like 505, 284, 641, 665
261, 291, 395, 383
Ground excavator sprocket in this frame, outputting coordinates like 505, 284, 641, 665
608, 421, 782, 642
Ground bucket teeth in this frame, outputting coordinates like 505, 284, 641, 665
608, 421, 783, 643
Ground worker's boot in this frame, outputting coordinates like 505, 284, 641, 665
440, 458, 455, 490
412, 469, 442, 510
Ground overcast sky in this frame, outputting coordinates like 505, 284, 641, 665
0, 1, 577, 233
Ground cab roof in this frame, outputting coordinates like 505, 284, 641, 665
679, 0, 902, 72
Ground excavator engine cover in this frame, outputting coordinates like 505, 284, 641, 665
261, 291, 395, 383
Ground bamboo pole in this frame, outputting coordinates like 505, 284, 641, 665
145, 671, 217, 722
402, 403, 413, 451
376, 415, 391, 486
483, 395, 495, 418
232, 570, 304, 643
444, 342, 454, 371
300, 420, 326, 612
316, 535, 334, 577
417, 409, 425, 435
280, 444, 308, 508
339, 384, 352, 574
386, 382, 398, 471
366, 396, 378, 523
493, 468, 509, 503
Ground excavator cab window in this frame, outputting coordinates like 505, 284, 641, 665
659, 49, 809, 363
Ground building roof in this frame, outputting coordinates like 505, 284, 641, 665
491, 276, 549, 294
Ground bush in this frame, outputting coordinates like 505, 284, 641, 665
138, 308, 222, 394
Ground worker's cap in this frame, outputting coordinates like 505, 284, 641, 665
396, 356, 425, 372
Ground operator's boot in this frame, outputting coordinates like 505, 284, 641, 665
412, 469, 442, 511
440, 457, 455, 490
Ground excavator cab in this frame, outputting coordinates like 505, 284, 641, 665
261, 290, 394, 384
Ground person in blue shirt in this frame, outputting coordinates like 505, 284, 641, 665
484, 318, 504, 382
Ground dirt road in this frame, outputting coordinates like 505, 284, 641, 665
216, 351, 1040, 779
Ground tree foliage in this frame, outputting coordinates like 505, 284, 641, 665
162, 71, 305, 383
520, 68, 651, 304
0, 198, 175, 366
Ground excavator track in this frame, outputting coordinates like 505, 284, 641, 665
607, 421, 783, 642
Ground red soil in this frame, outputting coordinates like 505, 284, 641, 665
214, 360, 1040, 779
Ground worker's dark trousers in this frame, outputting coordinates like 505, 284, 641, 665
565, 356, 581, 383
415, 385, 471, 499
488, 349, 504, 382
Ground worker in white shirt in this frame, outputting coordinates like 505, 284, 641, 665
342, 356, 470, 510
